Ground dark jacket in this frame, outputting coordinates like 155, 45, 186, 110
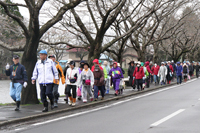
93, 68, 104, 86
196, 65, 200, 72
128, 65, 135, 77
5, 63, 28, 82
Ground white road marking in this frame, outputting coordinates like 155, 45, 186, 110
15, 78, 196, 131
150, 109, 185, 127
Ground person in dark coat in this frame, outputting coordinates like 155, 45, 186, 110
196, 62, 200, 78
128, 61, 135, 89
165, 62, 171, 84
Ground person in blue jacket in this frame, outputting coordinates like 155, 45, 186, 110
176, 62, 183, 84
5, 55, 28, 111
32, 50, 59, 112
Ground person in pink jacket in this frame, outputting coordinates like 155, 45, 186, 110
151, 63, 160, 85
133, 62, 144, 91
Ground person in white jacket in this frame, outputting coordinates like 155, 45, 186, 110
78, 63, 94, 103
32, 50, 59, 112
66, 61, 79, 106
158, 62, 168, 85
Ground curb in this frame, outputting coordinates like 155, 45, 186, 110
0, 81, 184, 128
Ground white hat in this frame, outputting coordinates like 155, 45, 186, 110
67, 59, 72, 64
117, 63, 120, 67
103, 61, 108, 65
161, 62, 164, 64
168, 61, 171, 63
171, 60, 174, 63
137, 61, 141, 65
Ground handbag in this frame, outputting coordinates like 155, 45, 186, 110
85, 80, 91, 85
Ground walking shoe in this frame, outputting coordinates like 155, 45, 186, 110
78, 96, 82, 101
68, 96, 73, 106
64, 99, 68, 104
83, 99, 87, 103
72, 98, 76, 107
42, 102, 48, 112
101, 97, 104, 100
15, 101, 20, 111
115, 90, 118, 96
90, 98, 94, 102
94, 98, 98, 101
106, 90, 109, 94
50, 100, 54, 110
54, 102, 58, 108
72, 103, 76, 106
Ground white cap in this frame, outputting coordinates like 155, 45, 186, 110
117, 63, 120, 67
137, 61, 141, 65
67, 59, 72, 64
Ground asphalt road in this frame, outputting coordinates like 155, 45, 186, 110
14, 78, 200, 133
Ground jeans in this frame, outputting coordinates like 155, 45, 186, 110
94, 86, 104, 99
177, 76, 182, 84
10, 82, 23, 101
154, 75, 159, 83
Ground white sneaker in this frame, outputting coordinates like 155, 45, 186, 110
68, 100, 72, 106
83, 99, 87, 103
72, 103, 76, 106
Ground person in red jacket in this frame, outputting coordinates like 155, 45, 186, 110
91, 59, 103, 72
151, 63, 160, 85
133, 61, 144, 91
145, 61, 153, 88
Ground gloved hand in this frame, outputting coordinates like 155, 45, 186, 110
128, 76, 130, 79
23, 82, 28, 88
133, 77, 135, 80
5, 63, 10, 70
143, 77, 145, 80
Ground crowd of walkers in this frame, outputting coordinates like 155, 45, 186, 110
5, 50, 199, 112
128, 60, 198, 91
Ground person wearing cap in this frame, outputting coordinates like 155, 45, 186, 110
151, 62, 160, 85
176, 62, 183, 84
93, 64, 105, 100
103, 61, 111, 94
133, 61, 144, 91
99, 60, 108, 93
5, 55, 28, 111
109, 62, 124, 95
66, 61, 79, 106
32, 50, 59, 112
48, 55, 65, 108
78, 63, 94, 102
128, 61, 136, 89
63, 59, 72, 103
158, 62, 167, 85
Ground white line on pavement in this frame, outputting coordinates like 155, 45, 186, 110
150, 109, 185, 128
15, 78, 196, 131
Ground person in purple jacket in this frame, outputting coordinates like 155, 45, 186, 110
176, 62, 183, 84
109, 62, 124, 96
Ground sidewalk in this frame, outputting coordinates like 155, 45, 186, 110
0, 80, 178, 127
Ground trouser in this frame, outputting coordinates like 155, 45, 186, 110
82, 85, 93, 100
105, 78, 110, 91
9, 82, 22, 102
151, 75, 153, 83
94, 86, 104, 99
66, 85, 77, 98
196, 71, 199, 78
177, 76, 182, 84
146, 76, 150, 88
40, 84, 54, 103
112, 78, 120, 91
52, 84, 60, 101
154, 75, 159, 83
136, 79, 143, 90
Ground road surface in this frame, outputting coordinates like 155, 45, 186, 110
12, 78, 200, 133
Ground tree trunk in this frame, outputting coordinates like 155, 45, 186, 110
21, 37, 40, 104
137, 49, 145, 62
87, 43, 102, 66
153, 43, 159, 63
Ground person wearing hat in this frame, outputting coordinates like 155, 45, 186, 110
183, 63, 188, 82
103, 61, 111, 94
78, 63, 94, 102
109, 62, 124, 95
65, 61, 79, 106
128, 61, 135, 89
63, 59, 72, 103
91, 59, 103, 72
93, 64, 105, 100
151, 62, 160, 85
32, 50, 59, 112
176, 62, 183, 84
133, 61, 144, 91
48, 55, 65, 108
5, 55, 28, 111
158, 62, 167, 85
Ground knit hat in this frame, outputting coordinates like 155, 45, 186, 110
103, 61, 108, 65
141, 62, 144, 66
99, 60, 102, 64
84, 62, 90, 68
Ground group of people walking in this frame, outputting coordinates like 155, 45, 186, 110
128, 60, 198, 91
5, 50, 198, 112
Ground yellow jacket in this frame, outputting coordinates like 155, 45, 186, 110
54, 61, 65, 85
